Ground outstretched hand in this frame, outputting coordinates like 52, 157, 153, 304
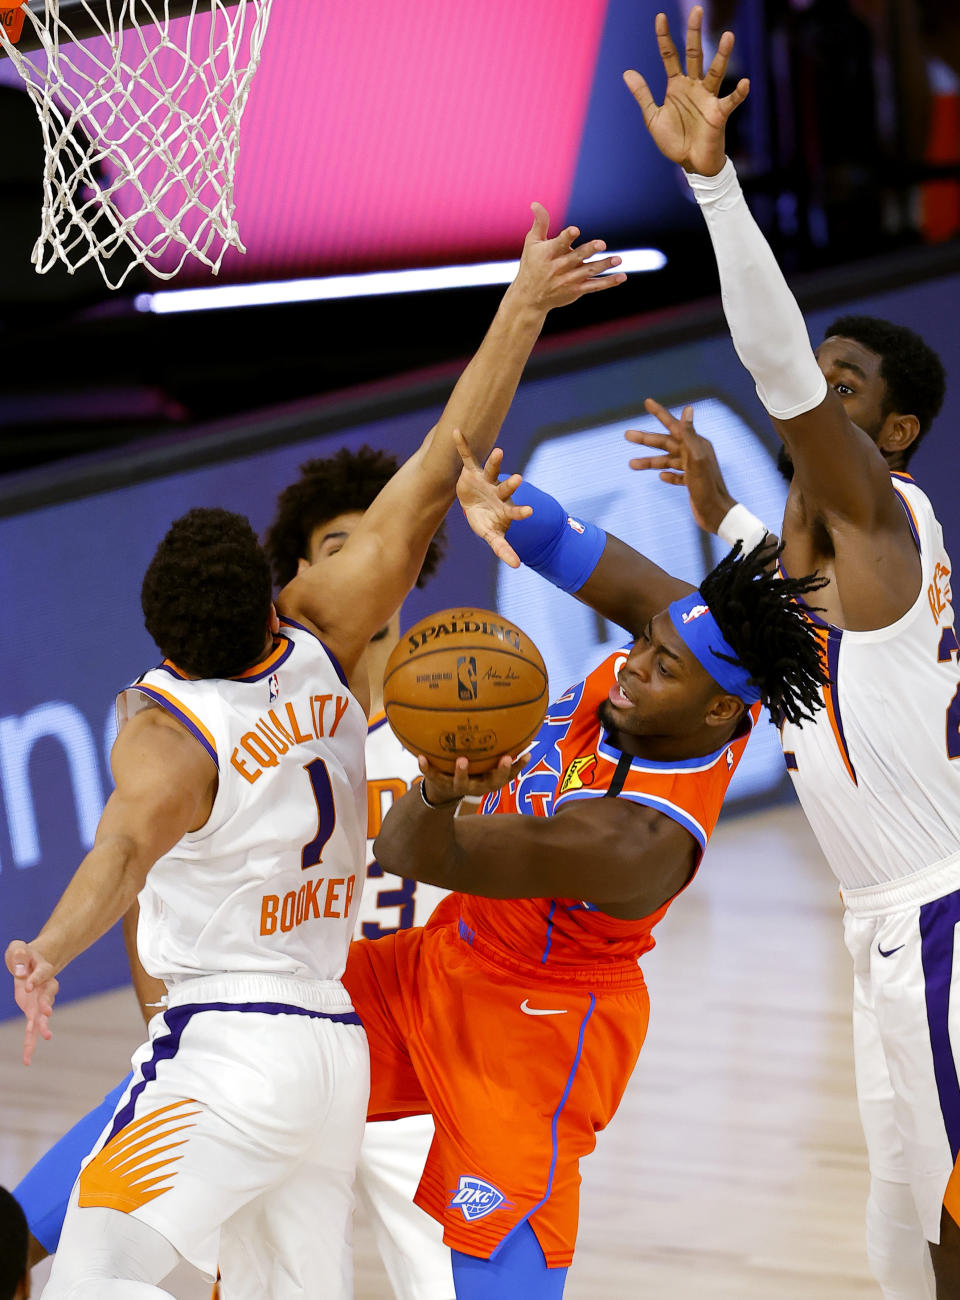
626, 399, 735, 534
510, 202, 626, 313
623, 5, 749, 176
454, 429, 533, 568
5, 939, 59, 1066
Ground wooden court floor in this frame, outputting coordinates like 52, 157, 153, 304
0, 802, 878, 1298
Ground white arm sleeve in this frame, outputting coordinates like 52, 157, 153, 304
685, 160, 828, 421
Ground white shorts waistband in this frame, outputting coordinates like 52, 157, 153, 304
841, 847, 960, 915
163, 972, 354, 1014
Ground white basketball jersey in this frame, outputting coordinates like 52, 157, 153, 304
117, 617, 368, 984
356, 712, 449, 939
780, 475, 960, 889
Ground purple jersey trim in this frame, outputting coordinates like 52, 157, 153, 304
104, 1001, 362, 1147
279, 616, 350, 689
920, 892, 960, 1160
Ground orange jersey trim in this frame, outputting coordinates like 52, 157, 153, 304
135, 685, 219, 766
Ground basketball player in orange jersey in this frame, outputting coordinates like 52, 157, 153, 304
338, 440, 829, 1297
623, 8, 958, 1297
5, 209, 624, 1300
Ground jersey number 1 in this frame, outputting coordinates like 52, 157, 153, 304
938, 627, 960, 760
302, 758, 336, 869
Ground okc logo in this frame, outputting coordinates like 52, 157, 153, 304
681, 603, 710, 624
457, 655, 478, 701
448, 1175, 510, 1222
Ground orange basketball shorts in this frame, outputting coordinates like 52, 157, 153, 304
343, 916, 649, 1267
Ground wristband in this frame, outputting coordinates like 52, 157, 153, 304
505, 478, 606, 594
717, 502, 769, 552
419, 781, 462, 811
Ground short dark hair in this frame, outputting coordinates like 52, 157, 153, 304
700, 540, 828, 726
824, 315, 947, 463
141, 507, 272, 679
0, 1188, 28, 1300
264, 445, 446, 589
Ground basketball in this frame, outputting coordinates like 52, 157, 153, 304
383, 607, 549, 773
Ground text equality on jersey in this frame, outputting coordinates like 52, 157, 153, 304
231, 692, 351, 784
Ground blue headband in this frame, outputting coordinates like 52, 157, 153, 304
667, 590, 761, 705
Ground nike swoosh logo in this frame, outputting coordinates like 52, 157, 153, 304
520, 999, 567, 1016
878, 944, 905, 958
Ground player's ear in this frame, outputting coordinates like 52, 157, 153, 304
705, 693, 744, 728
268, 603, 280, 635
877, 411, 920, 458
296, 555, 311, 576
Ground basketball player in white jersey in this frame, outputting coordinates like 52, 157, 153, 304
4, 208, 625, 1300
7, 451, 451, 1300
624, 9, 958, 1297
265, 446, 454, 1300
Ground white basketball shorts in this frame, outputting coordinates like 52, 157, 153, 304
842, 848, 960, 1243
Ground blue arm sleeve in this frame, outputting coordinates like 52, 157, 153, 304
504, 478, 606, 594
13, 1074, 132, 1252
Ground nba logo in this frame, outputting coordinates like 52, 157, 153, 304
268, 673, 280, 703
457, 656, 478, 701
449, 1175, 508, 1222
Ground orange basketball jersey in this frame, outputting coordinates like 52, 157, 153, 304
464, 644, 760, 972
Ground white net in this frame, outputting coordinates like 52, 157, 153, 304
0, 0, 273, 288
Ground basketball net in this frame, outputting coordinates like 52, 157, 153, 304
0, 0, 273, 289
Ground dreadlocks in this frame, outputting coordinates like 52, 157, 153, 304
700, 539, 828, 726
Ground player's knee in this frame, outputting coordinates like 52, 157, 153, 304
865, 1179, 935, 1300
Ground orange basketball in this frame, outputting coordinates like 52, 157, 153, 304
383, 607, 549, 773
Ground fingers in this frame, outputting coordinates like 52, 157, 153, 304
719, 77, 750, 119
624, 427, 672, 451
483, 445, 504, 482
622, 69, 659, 126
489, 535, 523, 569
685, 3, 703, 80
628, 453, 681, 472
655, 10, 682, 78
643, 395, 684, 434
528, 201, 550, 242
453, 427, 480, 472
703, 28, 735, 95
6, 939, 30, 979
497, 470, 522, 498
580, 268, 626, 293
659, 471, 687, 486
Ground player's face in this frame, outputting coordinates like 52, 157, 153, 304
600, 611, 726, 739
303, 511, 366, 566
816, 336, 888, 437
778, 336, 889, 481
303, 511, 393, 644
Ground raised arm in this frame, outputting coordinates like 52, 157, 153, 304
374, 760, 697, 919
4, 708, 215, 1064
623, 8, 905, 534
454, 435, 691, 637
279, 207, 624, 683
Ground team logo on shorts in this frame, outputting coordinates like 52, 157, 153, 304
448, 1175, 512, 1221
